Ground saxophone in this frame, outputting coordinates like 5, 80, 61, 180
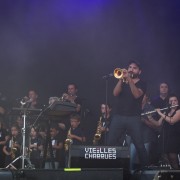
64, 128, 73, 151
10, 137, 17, 159
93, 116, 103, 145
27, 137, 33, 158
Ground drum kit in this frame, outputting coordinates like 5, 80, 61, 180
6, 96, 77, 170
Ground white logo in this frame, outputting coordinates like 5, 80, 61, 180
84, 147, 117, 159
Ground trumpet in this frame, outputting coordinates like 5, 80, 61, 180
114, 68, 125, 79
114, 68, 133, 81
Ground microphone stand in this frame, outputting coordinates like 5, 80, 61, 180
6, 101, 34, 169
102, 75, 111, 146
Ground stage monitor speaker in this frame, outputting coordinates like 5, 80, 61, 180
0, 169, 13, 180
69, 145, 130, 170
15, 168, 130, 180
154, 170, 180, 180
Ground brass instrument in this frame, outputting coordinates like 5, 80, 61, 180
64, 128, 73, 151
114, 68, 125, 79
114, 68, 133, 82
27, 137, 33, 158
10, 137, 17, 159
93, 116, 102, 145
48, 94, 70, 105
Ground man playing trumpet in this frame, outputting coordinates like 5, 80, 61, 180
107, 60, 148, 169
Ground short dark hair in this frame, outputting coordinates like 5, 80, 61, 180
68, 83, 78, 89
127, 59, 141, 70
50, 123, 59, 130
70, 113, 81, 122
168, 93, 179, 101
159, 82, 169, 88
101, 103, 112, 109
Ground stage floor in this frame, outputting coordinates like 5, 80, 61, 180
0, 168, 180, 180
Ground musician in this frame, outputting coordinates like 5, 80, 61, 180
147, 82, 170, 165
23, 89, 42, 109
98, 103, 112, 145
28, 126, 43, 168
58, 83, 82, 132
67, 113, 86, 145
155, 94, 180, 169
0, 120, 8, 168
151, 82, 169, 109
3, 124, 21, 169
93, 103, 113, 145
107, 60, 148, 168
44, 124, 64, 169
62, 83, 82, 113
130, 94, 158, 170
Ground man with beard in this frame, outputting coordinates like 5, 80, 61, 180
107, 60, 148, 169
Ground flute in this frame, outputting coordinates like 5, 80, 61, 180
141, 105, 179, 116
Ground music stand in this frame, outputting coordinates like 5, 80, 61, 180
6, 107, 42, 169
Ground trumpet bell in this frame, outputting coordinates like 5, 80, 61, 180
114, 68, 124, 79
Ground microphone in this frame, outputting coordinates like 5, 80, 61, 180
102, 73, 113, 79
20, 97, 32, 106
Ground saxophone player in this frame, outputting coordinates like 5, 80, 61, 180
66, 114, 86, 145
64, 114, 86, 168
93, 103, 112, 145
3, 124, 21, 168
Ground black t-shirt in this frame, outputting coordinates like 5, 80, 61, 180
30, 136, 43, 159
151, 96, 168, 109
46, 134, 64, 161
113, 80, 146, 116
71, 126, 85, 145
0, 128, 8, 149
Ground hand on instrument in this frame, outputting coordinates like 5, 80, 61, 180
156, 108, 165, 117
62, 93, 69, 100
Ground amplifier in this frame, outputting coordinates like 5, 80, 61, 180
68, 145, 130, 169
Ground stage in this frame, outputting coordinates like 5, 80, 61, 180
1, 168, 180, 180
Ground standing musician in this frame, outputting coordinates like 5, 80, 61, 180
59, 83, 82, 132
62, 83, 82, 113
21, 89, 42, 109
156, 94, 180, 169
107, 60, 148, 168
93, 103, 112, 145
